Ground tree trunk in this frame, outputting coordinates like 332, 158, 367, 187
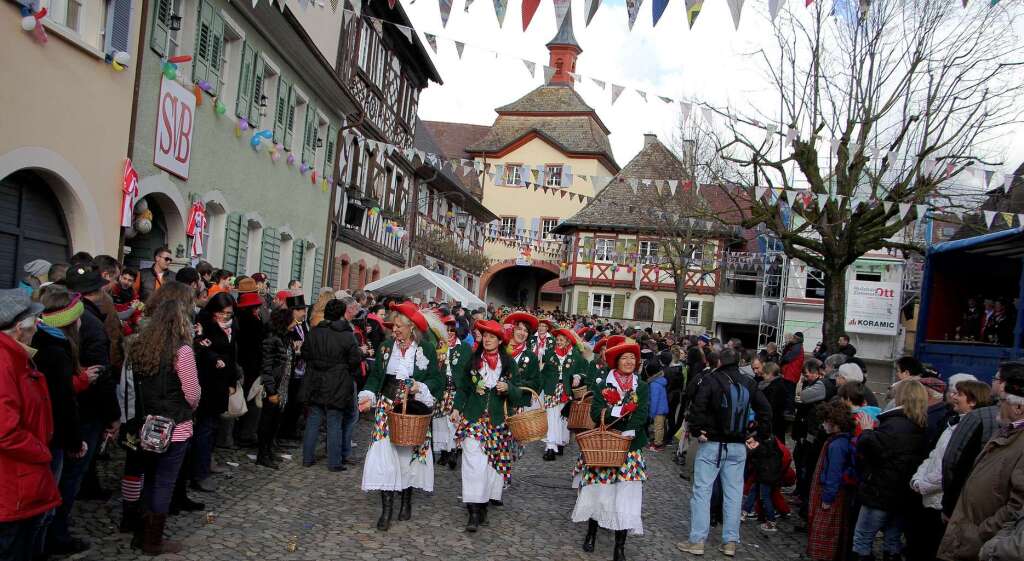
821, 269, 848, 355
673, 280, 688, 336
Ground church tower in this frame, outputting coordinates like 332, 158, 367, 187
546, 8, 581, 87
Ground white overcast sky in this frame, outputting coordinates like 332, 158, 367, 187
402, 0, 1024, 182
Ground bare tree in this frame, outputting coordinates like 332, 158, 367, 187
707, 0, 1024, 350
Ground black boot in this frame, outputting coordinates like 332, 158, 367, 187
478, 502, 489, 527
448, 449, 459, 470
256, 444, 280, 470
465, 504, 480, 533
557, 445, 565, 456
543, 449, 556, 461
613, 530, 627, 561
437, 450, 448, 466
376, 491, 394, 531
120, 500, 143, 533
398, 488, 412, 521
168, 483, 205, 515
582, 519, 598, 552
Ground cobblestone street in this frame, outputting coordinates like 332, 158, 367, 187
65, 422, 811, 561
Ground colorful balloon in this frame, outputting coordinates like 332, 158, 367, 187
287, 153, 295, 166
215, 99, 226, 115
168, 55, 192, 64
112, 61, 125, 72
250, 129, 273, 150
238, 118, 249, 132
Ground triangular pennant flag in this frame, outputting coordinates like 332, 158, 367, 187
627, 0, 644, 30
916, 205, 929, 220
882, 201, 893, 213
786, 127, 797, 143
611, 84, 625, 105
493, 0, 508, 26
592, 77, 606, 89
388, 0, 397, 8
438, 0, 453, 26
685, 0, 703, 28
658, 96, 673, 104
522, 0, 541, 30
523, 59, 536, 77
817, 193, 829, 209
1002, 212, 1014, 227
1005, 174, 1015, 191
464, 0, 473, 10
636, 90, 648, 102
984, 210, 997, 228
668, 180, 678, 196
769, 0, 782, 20
543, 66, 556, 82
680, 101, 692, 122
755, 186, 767, 200
898, 203, 912, 220
1018, 214, 1024, 227
424, 33, 438, 53
584, 0, 602, 25
652, 0, 669, 27
398, 24, 412, 42
454, 40, 465, 58
726, 0, 744, 29
700, 106, 713, 122
554, 0, 571, 27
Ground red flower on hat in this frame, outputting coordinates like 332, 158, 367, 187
602, 387, 622, 406
559, 393, 569, 404
620, 401, 638, 416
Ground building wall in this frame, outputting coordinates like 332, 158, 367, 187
0, 1, 143, 260
291, 4, 342, 68
332, 245, 400, 292
562, 284, 714, 334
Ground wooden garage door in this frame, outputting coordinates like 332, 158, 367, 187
0, 171, 70, 288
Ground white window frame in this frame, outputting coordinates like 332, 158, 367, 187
681, 300, 701, 324
542, 218, 559, 240
805, 267, 826, 299
45, 0, 84, 34
594, 238, 614, 262
545, 165, 563, 187
638, 240, 658, 262
504, 164, 522, 186
590, 293, 613, 317
499, 216, 516, 238
166, 0, 186, 57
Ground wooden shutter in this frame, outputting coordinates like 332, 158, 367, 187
663, 298, 676, 323
248, 54, 265, 126
207, 10, 224, 96
284, 89, 297, 149
302, 105, 317, 165
576, 291, 589, 315
149, 0, 171, 56
323, 124, 336, 176
700, 300, 714, 331
273, 77, 290, 143
235, 42, 255, 120
104, 0, 133, 55
260, 228, 281, 288
222, 213, 248, 275
192, 0, 214, 85
311, 246, 324, 295
290, 241, 305, 284
612, 294, 625, 319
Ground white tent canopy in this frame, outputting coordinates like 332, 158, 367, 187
364, 265, 486, 309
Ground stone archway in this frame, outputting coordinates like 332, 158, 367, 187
479, 259, 560, 308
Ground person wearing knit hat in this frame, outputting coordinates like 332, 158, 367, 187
449, 318, 532, 533
572, 342, 650, 561
21, 258, 52, 295
433, 315, 472, 470
356, 301, 443, 532
539, 327, 586, 461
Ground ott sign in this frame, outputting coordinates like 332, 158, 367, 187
153, 76, 195, 180
845, 280, 902, 336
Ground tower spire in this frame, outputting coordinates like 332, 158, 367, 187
545, 7, 581, 87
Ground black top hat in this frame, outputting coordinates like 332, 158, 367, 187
286, 295, 306, 310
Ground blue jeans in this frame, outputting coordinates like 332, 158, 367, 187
303, 405, 343, 469
49, 419, 102, 546
0, 515, 43, 561
191, 413, 218, 482
742, 483, 776, 522
852, 506, 904, 555
32, 448, 63, 556
341, 400, 359, 462
688, 441, 747, 544
142, 441, 189, 514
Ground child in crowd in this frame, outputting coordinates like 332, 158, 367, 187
838, 382, 879, 436
807, 400, 858, 561
742, 433, 785, 531
646, 360, 669, 451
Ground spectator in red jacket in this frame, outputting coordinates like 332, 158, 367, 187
779, 332, 805, 412
0, 289, 62, 561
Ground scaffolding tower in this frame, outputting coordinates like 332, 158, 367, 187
757, 248, 788, 350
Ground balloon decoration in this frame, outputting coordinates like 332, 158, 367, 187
109, 50, 131, 72
299, 163, 309, 174
286, 153, 295, 166
193, 84, 203, 106
235, 117, 249, 138
20, 6, 48, 43
162, 62, 177, 80
214, 99, 226, 115
249, 129, 273, 150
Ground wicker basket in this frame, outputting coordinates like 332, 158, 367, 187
387, 386, 432, 447
571, 386, 590, 400
567, 392, 596, 431
576, 410, 632, 468
505, 388, 547, 443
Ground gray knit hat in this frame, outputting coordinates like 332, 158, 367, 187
0, 289, 44, 330
23, 259, 51, 279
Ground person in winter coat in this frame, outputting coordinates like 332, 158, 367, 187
255, 309, 293, 470
838, 383, 879, 436
779, 332, 805, 412
759, 362, 788, 442
233, 296, 266, 448
908, 380, 991, 561
0, 289, 61, 561
741, 433, 785, 532
852, 380, 930, 561
646, 361, 670, 451
941, 402, 1000, 518
807, 400, 857, 561
301, 299, 364, 473
938, 363, 1024, 561
979, 512, 1024, 561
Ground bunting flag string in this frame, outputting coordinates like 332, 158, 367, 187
584, 0, 602, 25
626, 0, 644, 30
651, 0, 669, 27
493, 0, 508, 26
522, 0, 541, 31
727, 0, 745, 29
438, 0, 453, 27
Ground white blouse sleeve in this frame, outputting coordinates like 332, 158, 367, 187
412, 382, 435, 408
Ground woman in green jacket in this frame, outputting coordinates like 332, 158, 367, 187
450, 319, 531, 533
504, 311, 542, 396
356, 302, 443, 532
572, 342, 650, 561
433, 314, 471, 469
540, 328, 588, 460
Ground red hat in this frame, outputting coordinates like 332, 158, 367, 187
577, 326, 595, 339
474, 319, 507, 343
602, 335, 626, 354
553, 328, 578, 346
275, 290, 291, 302
594, 338, 609, 353
389, 301, 428, 333
539, 318, 559, 331
605, 342, 641, 371
504, 311, 539, 332
237, 292, 263, 309
442, 315, 457, 326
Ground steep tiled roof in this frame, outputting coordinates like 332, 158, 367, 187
412, 124, 495, 221
466, 112, 618, 170
494, 85, 598, 114
417, 121, 490, 196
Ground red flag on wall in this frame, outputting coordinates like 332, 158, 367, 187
120, 159, 139, 228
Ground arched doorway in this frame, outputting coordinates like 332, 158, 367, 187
0, 170, 70, 288
480, 260, 560, 309
633, 296, 655, 321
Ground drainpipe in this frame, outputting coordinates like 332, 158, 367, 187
118, 0, 150, 262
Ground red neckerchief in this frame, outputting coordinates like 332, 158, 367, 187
398, 339, 412, 355
482, 350, 499, 370
508, 341, 526, 358
554, 344, 571, 358
612, 370, 635, 392
448, 333, 459, 347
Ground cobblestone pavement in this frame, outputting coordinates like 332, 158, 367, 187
65, 422, 812, 561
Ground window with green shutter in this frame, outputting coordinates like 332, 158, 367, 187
284, 90, 297, 149
222, 213, 248, 275
248, 54, 265, 127
290, 241, 305, 285
302, 105, 317, 166
149, 0, 172, 56
193, 0, 224, 96
311, 247, 324, 295
260, 228, 281, 288
273, 78, 291, 144
576, 291, 589, 315
323, 124, 336, 176
701, 300, 714, 331
235, 42, 255, 120
612, 294, 625, 319
663, 298, 676, 323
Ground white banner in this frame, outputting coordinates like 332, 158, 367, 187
154, 77, 195, 180
845, 280, 901, 336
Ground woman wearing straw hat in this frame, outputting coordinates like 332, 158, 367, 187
572, 342, 650, 561
434, 314, 471, 470
540, 328, 586, 461
357, 302, 442, 532
450, 319, 531, 533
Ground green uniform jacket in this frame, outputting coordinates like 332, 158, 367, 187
447, 340, 473, 379
541, 348, 587, 396
582, 361, 608, 392
590, 376, 650, 451
509, 348, 542, 396
365, 338, 444, 402
452, 352, 530, 426
528, 333, 554, 358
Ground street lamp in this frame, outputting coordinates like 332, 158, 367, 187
169, 13, 182, 31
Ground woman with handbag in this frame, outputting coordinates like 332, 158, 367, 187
357, 302, 442, 531
540, 328, 586, 461
572, 342, 650, 561
125, 296, 200, 555
450, 319, 531, 532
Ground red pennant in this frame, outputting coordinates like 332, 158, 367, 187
682, 179, 694, 191
522, 0, 541, 30
388, 0, 396, 7
560, 191, 567, 199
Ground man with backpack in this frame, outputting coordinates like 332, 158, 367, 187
679, 348, 772, 557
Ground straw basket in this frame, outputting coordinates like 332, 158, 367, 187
387, 386, 432, 447
571, 386, 590, 400
505, 388, 547, 443
576, 410, 632, 468
567, 392, 596, 431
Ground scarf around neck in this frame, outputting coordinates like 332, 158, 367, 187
482, 350, 499, 370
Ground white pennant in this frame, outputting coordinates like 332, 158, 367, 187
984, 210, 997, 228
398, 25, 412, 42
611, 85, 625, 105
454, 41, 465, 59
628, 179, 638, 194
680, 102, 692, 122
916, 205, 928, 220
786, 127, 797, 144
755, 186, 767, 200
701, 106, 713, 123
769, 0, 782, 20
882, 201, 893, 213
726, 0, 745, 29
667, 179, 678, 195
817, 193, 829, 209
898, 203, 912, 220
1005, 174, 1015, 191
523, 59, 536, 77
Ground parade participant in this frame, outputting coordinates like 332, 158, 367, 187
450, 319, 530, 532
572, 342, 650, 561
540, 328, 585, 460
587, 335, 625, 389
504, 311, 542, 394
435, 315, 470, 470
533, 318, 556, 360
357, 302, 442, 532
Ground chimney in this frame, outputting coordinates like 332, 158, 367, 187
643, 134, 659, 148
545, 7, 581, 87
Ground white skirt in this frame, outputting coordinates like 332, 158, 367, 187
432, 416, 457, 452
571, 481, 644, 535
361, 437, 434, 492
544, 404, 568, 449
461, 437, 504, 504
